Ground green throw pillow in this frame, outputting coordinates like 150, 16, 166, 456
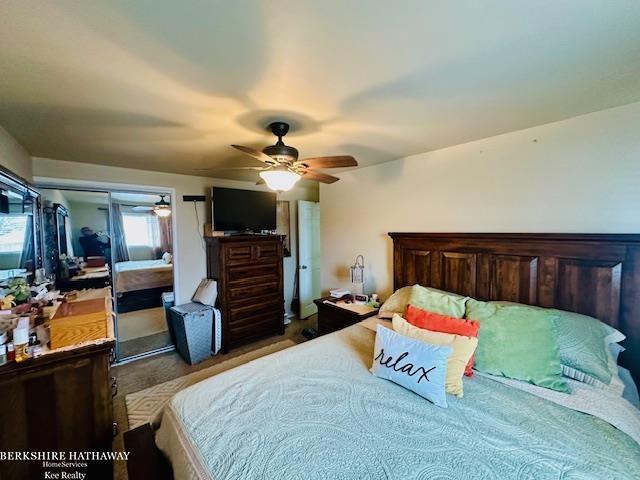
490, 301, 622, 386
466, 299, 570, 393
407, 284, 468, 318
549, 309, 614, 385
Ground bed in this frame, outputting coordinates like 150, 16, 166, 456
156, 323, 640, 479
149, 233, 640, 479
114, 259, 173, 293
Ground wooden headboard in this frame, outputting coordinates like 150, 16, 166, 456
389, 233, 640, 382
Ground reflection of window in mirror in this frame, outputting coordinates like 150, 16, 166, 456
0, 173, 40, 284
112, 194, 172, 264
122, 213, 161, 248
0, 193, 30, 280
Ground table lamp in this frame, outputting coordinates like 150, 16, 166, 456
350, 255, 365, 295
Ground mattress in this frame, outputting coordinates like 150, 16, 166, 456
114, 260, 173, 293
115, 259, 171, 272
156, 324, 640, 480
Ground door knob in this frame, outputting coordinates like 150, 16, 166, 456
300, 265, 308, 270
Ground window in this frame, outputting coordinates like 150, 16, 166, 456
0, 215, 28, 253
122, 213, 160, 247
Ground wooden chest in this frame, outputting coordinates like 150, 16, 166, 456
0, 340, 115, 479
50, 297, 109, 349
206, 235, 285, 352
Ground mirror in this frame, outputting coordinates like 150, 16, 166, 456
39, 189, 112, 291
0, 172, 41, 284
37, 186, 175, 362
111, 192, 174, 359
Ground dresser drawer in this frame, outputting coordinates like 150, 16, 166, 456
229, 296, 282, 321
228, 280, 280, 300
254, 243, 279, 260
228, 309, 282, 342
227, 264, 279, 285
224, 242, 280, 265
225, 244, 253, 263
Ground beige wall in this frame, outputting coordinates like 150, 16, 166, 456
32, 157, 319, 309
66, 200, 110, 258
0, 126, 32, 182
320, 101, 640, 298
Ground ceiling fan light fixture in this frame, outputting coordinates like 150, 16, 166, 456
259, 168, 300, 192
154, 205, 171, 217
231, 120, 357, 186
153, 195, 171, 217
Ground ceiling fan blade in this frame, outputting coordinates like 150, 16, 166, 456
132, 206, 154, 211
302, 170, 340, 184
231, 144, 275, 164
295, 155, 357, 169
256, 178, 266, 185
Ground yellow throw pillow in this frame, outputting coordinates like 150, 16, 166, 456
392, 314, 477, 397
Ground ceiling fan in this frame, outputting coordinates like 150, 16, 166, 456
230, 121, 358, 191
131, 194, 171, 217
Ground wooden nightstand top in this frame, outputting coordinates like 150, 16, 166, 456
314, 297, 379, 318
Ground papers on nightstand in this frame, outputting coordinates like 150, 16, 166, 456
329, 288, 351, 298
323, 300, 377, 315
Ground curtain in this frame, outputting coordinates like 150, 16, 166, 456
158, 215, 172, 255
149, 212, 172, 258
111, 203, 130, 263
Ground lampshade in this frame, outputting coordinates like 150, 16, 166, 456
154, 205, 171, 217
259, 168, 300, 192
350, 254, 365, 295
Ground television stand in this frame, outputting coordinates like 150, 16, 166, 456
226, 230, 275, 236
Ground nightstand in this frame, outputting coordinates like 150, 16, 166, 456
314, 297, 379, 336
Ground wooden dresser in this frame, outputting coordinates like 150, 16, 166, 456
0, 289, 116, 480
206, 235, 285, 352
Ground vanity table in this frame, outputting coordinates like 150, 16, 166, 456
0, 288, 116, 480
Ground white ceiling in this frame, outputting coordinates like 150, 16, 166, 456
40, 189, 108, 205
40, 189, 164, 205
1, 1, 640, 181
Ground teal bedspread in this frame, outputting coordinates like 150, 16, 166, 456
156, 325, 640, 480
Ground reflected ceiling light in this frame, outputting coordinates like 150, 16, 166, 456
154, 195, 171, 217
259, 166, 300, 192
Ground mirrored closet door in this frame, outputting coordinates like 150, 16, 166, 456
38, 186, 175, 362
111, 192, 174, 360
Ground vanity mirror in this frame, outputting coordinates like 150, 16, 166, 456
0, 168, 41, 285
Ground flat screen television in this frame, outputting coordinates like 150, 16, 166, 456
212, 187, 277, 232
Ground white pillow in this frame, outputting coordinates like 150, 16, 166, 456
162, 252, 173, 264
371, 324, 452, 408
378, 286, 413, 319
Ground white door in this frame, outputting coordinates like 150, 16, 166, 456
298, 200, 321, 319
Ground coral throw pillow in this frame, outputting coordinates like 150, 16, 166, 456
405, 304, 480, 376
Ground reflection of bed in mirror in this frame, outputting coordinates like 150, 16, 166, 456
115, 259, 173, 293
